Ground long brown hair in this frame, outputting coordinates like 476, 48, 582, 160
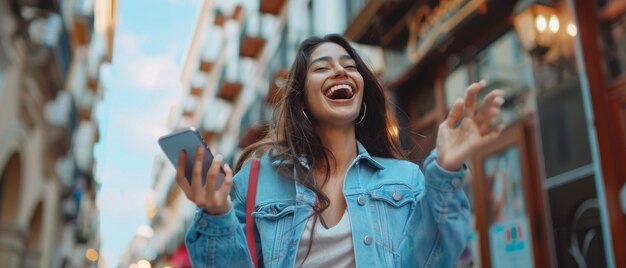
236, 34, 403, 247
236, 33, 403, 201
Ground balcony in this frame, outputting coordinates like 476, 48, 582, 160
214, 10, 226, 26
72, 0, 96, 46
218, 81, 243, 102
200, 98, 232, 134
181, 97, 198, 118
260, 0, 286, 15
72, 121, 97, 175
189, 72, 206, 97
72, 17, 93, 46
239, 4, 278, 59
239, 35, 265, 58
199, 60, 213, 73
196, 25, 222, 82
87, 78, 98, 92
214, 3, 242, 26
22, 13, 69, 98
217, 58, 252, 102
45, 90, 72, 127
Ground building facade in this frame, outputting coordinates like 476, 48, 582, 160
0, 0, 116, 267
343, 0, 626, 267
135, 0, 626, 267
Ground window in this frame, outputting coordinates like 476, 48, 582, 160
444, 65, 468, 109
447, 31, 534, 127
537, 78, 592, 178
547, 176, 607, 267
597, 1, 626, 81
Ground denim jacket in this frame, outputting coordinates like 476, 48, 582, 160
185, 142, 470, 267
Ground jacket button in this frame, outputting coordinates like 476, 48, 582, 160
363, 235, 373, 245
198, 219, 208, 227
271, 208, 278, 215
392, 192, 402, 201
357, 196, 366, 206
451, 178, 463, 188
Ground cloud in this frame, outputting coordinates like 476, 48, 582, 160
113, 109, 172, 155
114, 34, 181, 92
127, 56, 181, 91
116, 34, 142, 53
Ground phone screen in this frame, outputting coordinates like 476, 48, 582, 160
158, 127, 225, 189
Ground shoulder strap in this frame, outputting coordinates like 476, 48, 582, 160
246, 158, 260, 268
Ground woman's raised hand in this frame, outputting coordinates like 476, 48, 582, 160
175, 146, 234, 215
436, 81, 505, 171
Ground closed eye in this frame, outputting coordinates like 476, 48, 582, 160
314, 67, 329, 72
344, 65, 357, 70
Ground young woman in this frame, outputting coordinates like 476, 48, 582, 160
175, 34, 504, 267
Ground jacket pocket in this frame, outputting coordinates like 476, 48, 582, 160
252, 203, 295, 220
370, 183, 416, 208
252, 202, 296, 267
368, 183, 419, 266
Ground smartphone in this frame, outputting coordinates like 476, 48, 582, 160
158, 127, 225, 189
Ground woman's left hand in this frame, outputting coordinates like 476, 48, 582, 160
436, 80, 505, 170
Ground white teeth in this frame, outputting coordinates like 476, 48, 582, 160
326, 84, 353, 97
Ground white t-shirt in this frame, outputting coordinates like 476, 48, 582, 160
295, 210, 356, 267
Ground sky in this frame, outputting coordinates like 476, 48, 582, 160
94, 0, 200, 266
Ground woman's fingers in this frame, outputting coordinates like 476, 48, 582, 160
463, 80, 486, 119
204, 154, 224, 193
175, 151, 192, 197
216, 163, 234, 201
478, 90, 503, 120
174, 146, 232, 214
202, 154, 233, 215
446, 99, 465, 128
190, 146, 205, 196
477, 90, 504, 134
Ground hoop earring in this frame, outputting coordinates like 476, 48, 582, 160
302, 110, 311, 123
356, 103, 367, 125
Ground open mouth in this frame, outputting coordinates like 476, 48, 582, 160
324, 84, 354, 100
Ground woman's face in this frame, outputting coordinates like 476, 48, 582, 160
304, 42, 364, 127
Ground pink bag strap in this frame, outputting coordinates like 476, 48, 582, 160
246, 158, 260, 268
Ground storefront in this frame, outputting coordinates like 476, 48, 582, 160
346, 0, 626, 267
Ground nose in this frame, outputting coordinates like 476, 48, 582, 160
334, 66, 347, 77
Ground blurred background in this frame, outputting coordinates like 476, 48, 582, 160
1, 0, 625, 267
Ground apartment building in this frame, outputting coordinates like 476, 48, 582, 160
0, 0, 116, 267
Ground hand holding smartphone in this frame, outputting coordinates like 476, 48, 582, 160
158, 127, 225, 190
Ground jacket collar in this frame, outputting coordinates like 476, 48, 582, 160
270, 141, 385, 170
356, 141, 385, 170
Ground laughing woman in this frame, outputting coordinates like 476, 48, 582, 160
175, 34, 504, 268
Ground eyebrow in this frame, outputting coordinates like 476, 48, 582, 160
309, 54, 354, 67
